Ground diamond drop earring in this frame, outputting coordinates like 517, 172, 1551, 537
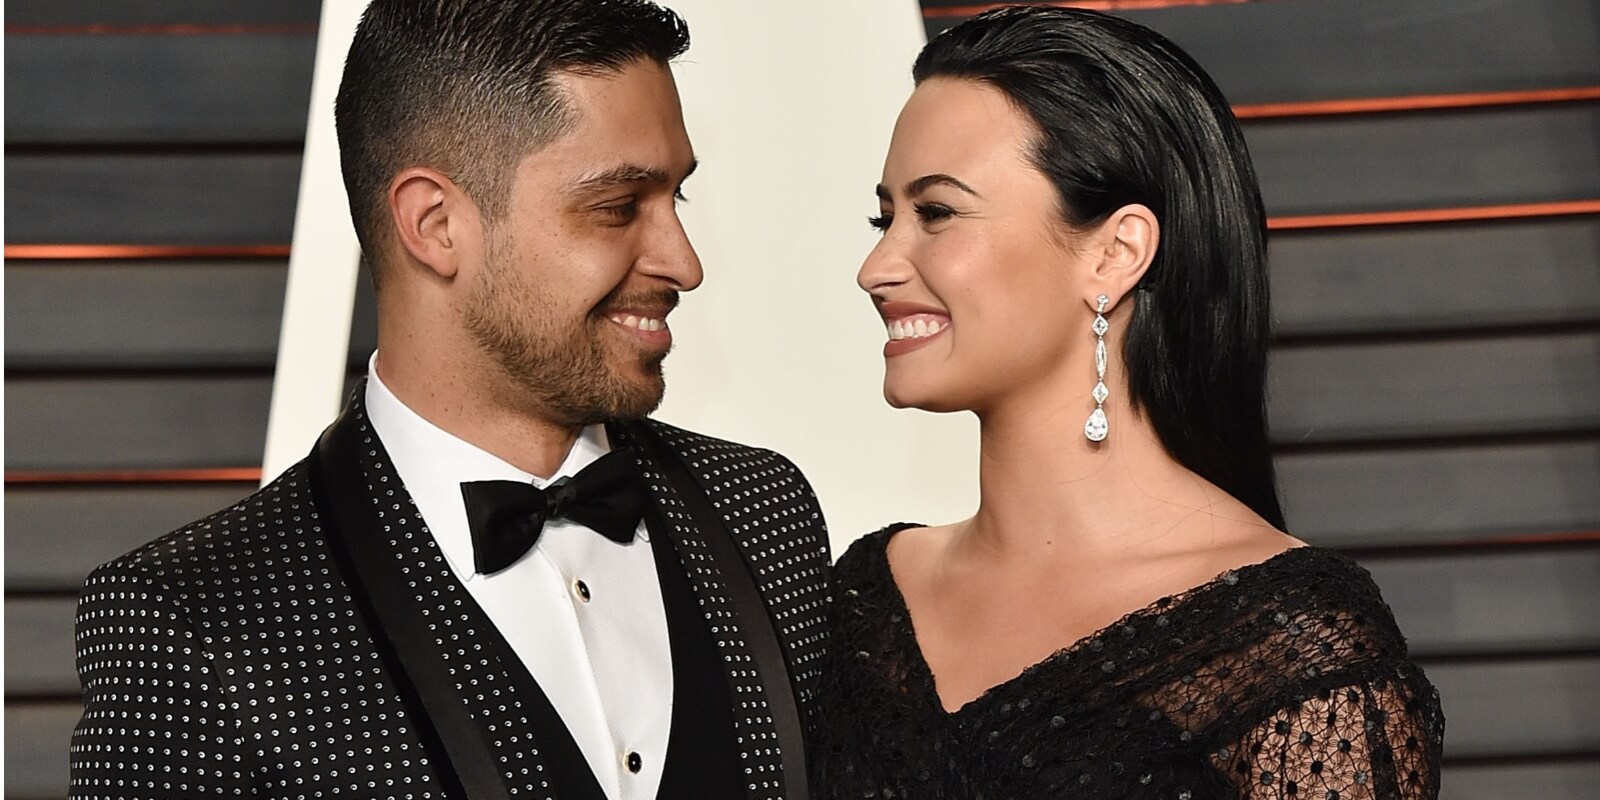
1084, 294, 1110, 442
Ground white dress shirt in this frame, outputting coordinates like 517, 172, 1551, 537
365, 358, 672, 800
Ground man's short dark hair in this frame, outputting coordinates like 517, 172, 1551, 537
335, 0, 690, 285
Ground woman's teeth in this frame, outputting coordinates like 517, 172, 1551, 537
886, 317, 949, 341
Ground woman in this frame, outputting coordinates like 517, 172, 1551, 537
816, 7, 1443, 799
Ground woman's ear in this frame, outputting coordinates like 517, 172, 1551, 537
388, 166, 474, 280
1086, 203, 1159, 309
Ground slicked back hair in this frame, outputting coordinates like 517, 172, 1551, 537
335, 0, 690, 286
915, 6, 1285, 529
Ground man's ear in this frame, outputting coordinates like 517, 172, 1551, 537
1085, 203, 1159, 310
388, 167, 474, 280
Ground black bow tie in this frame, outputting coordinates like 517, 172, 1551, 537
460, 451, 647, 575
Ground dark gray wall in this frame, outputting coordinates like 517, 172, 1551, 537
7, 1, 1600, 797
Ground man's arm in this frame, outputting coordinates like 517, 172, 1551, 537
71, 560, 252, 798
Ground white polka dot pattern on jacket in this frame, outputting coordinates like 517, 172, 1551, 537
71, 403, 831, 800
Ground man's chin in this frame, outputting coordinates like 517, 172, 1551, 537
597, 364, 666, 421
622, 379, 667, 419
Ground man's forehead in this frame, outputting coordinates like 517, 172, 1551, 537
548, 59, 682, 118
521, 63, 692, 183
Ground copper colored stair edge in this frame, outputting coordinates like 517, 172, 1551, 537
1440, 750, 1600, 769
4, 244, 291, 260
1235, 86, 1600, 119
4, 467, 262, 485
925, 0, 1254, 17
1339, 530, 1600, 561
1269, 200, 1600, 231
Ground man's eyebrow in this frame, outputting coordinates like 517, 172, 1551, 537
571, 159, 699, 193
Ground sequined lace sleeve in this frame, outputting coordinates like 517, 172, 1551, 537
1201, 602, 1445, 800
1210, 670, 1442, 800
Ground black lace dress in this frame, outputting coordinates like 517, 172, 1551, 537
814, 524, 1445, 800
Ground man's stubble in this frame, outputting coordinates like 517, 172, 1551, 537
463, 228, 669, 425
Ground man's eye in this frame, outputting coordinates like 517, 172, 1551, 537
599, 200, 639, 222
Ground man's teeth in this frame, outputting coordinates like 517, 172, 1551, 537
613, 314, 666, 332
886, 318, 949, 341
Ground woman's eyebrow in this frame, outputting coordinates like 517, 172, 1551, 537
907, 173, 982, 198
875, 173, 983, 201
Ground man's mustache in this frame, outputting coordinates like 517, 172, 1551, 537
596, 288, 680, 318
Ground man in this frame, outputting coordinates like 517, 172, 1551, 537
69, 2, 830, 798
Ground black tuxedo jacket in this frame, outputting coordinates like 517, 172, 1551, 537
71, 396, 832, 799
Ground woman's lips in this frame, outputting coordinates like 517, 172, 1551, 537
876, 302, 951, 357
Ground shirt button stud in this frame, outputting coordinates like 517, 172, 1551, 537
574, 579, 591, 603
626, 751, 642, 773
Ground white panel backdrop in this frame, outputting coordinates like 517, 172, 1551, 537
266, 0, 977, 556
657, 0, 977, 552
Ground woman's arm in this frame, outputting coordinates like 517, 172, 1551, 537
1208, 669, 1444, 800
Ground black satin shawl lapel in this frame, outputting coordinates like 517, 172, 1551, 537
606, 420, 809, 800
312, 394, 605, 800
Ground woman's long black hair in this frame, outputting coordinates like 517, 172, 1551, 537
915, 6, 1285, 529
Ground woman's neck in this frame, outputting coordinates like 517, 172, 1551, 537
960, 389, 1231, 565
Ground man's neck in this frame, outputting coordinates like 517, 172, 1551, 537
373, 349, 584, 480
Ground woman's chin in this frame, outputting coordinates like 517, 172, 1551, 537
883, 381, 967, 414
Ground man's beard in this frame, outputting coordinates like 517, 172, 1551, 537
463, 240, 671, 425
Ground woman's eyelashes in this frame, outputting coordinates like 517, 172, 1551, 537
867, 202, 959, 233
915, 202, 956, 224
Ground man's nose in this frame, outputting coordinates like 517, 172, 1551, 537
638, 212, 703, 291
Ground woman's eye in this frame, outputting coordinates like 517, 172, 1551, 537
914, 203, 955, 224
674, 187, 689, 203
867, 213, 892, 232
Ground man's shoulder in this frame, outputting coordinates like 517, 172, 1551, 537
638, 419, 830, 549
639, 418, 811, 481
87, 458, 321, 591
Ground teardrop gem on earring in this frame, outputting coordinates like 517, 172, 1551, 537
1084, 407, 1109, 442
1085, 292, 1111, 443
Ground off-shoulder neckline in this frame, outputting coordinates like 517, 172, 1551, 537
859, 521, 1333, 718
